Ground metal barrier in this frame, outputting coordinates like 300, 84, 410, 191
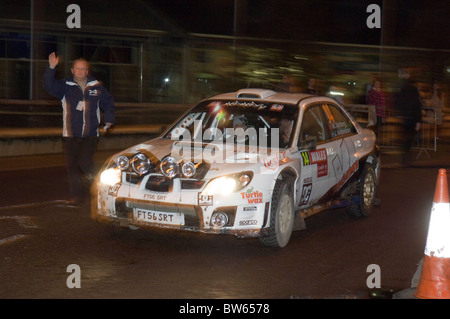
377, 108, 438, 159
0, 99, 190, 129
415, 108, 438, 158
0, 99, 190, 157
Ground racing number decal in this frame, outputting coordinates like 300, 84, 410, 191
299, 177, 312, 206
301, 151, 310, 166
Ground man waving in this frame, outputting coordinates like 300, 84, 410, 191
43, 52, 115, 207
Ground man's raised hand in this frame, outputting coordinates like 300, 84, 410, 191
48, 52, 59, 69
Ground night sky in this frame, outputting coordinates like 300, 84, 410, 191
3, 0, 447, 49
144, 0, 449, 49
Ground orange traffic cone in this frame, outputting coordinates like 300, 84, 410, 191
415, 169, 450, 299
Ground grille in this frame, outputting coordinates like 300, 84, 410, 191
125, 172, 142, 184
145, 175, 173, 192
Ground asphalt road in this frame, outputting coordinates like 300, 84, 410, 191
0, 153, 448, 300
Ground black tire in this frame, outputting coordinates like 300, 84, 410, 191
346, 164, 377, 218
260, 179, 294, 247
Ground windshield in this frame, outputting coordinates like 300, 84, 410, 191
164, 100, 299, 149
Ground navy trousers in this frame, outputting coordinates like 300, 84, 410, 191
62, 136, 98, 203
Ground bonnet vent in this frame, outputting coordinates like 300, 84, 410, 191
236, 89, 277, 100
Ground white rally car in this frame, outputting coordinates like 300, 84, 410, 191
93, 89, 380, 247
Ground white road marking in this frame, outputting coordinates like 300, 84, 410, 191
0, 216, 38, 228
0, 234, 31, 246
0, 200, 65, 211
0, 200, 65, 246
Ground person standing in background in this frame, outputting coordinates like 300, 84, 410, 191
424, 82, 444, 126
366, 78, 386, 130
306, 78, 319, 95
396, 68, 422, 167
43, 52, 115, 207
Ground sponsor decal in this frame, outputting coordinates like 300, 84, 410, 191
309, 148, 326, 162
240, 187, 263, 204
223, 101, 267, 110
239, 219, 258, 226
263, 150, 291, 170
336, 160, 359, 190
301, 148, 328, 177
310, 149, 328, 177
269, 104, 284, 112
198, 194, 213, 206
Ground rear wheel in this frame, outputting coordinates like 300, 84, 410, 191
260, 180, 294, 248
346, 164, 376, 218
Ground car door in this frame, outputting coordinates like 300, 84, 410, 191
322, 103, 361, 192
296, 104, 337, 207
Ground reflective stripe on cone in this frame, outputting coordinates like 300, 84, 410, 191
415, 169, 450, 299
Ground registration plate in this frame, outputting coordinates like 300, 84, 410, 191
133, 208, 185, 226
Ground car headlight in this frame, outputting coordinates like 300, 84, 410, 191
202, 171, 253, 196
100, 168, 121, 186
160, 157, 201, 179
211, 211, 229, 228
181, 161, 197, 178
131, 153, 151, 175
160, 156, 180, 178
115, 155, 129, 170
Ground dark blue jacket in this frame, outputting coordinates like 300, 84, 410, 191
43, 66, 115, 137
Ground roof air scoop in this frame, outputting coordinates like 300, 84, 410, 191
236, 89, 277, 99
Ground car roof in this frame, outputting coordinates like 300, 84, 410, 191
208, 88, 314, 105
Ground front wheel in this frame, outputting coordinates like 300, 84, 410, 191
260, 180, 294, 248
346, 164, 377, 218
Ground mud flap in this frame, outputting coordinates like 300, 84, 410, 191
293, 211, 306, 231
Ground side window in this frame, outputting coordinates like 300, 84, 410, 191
298, 105, 330, 149
326, 104, 357, 137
